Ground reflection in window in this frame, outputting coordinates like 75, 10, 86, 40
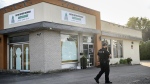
16, 47, 22, 70
118, 41, 123, 58
83, 44, 88, 57
113, 40, 117, 58
102, 38, 111, 54
83, 36, 94, 43
10, 47, 13, 69
25, 47, 29, 70
61, 34, 78, 62
113, 40, 123, 58
24, 44, 30, 70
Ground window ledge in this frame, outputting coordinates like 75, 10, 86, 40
62, 62, 78, 64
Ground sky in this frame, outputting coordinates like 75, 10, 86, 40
0, 0, 150, 26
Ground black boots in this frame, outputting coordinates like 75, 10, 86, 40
94, 78, 112, 84
105, 81, 112, 84
94, 78, 99, 83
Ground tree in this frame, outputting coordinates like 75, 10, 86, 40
143, 28, 150, 41
126, 17, 138, 29
126, 17, 150, 30
126, 17, 150, 41
140, 41, 150, 60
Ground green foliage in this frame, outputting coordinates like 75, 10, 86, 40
126, 17, 150, 30
80, 56, 87, 69
126, 17, 139, 29
142, 29, 150, 41
119, 58, 133, 64
119, 59, 123, 64
119, 59, 127, 64
127, 58, 132, 64
140, 41, 150, 60
124, 59, 127, 64
126, 17, 150, 41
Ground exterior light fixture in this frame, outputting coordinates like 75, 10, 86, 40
37, 33, 41, 36
131, 41, 134, 44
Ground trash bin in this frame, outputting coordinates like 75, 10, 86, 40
80, 56, 87, 69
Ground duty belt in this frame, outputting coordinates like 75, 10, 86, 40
100, 59, 109, 63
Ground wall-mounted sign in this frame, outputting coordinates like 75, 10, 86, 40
9, 9, 34, 24
61, 10, 86, 24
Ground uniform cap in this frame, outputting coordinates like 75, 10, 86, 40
102, 43, 107, 46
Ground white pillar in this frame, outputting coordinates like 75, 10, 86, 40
77, 33, 83, 68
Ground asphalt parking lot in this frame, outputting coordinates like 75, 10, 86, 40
0, 61, 150, 84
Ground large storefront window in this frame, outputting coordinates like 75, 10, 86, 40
102, 38, 111, 54
113, 40, 123, 58
102, 38, 123, 58
61, 34, 78, 62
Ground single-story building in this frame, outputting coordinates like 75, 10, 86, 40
101, 20, 142, 64
0, 0, 142, 72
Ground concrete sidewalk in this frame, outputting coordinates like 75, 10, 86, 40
140, 60, 150, 67
0, 65, 150, 84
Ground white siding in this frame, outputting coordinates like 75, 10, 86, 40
123, 40, 140, 64
101, 20, 141, 65
101, 20, 142, 39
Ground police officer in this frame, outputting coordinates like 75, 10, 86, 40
94, 43, 112, 84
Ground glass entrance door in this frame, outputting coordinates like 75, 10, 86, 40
9, 43, 29, 70
83, 43, 94, 67
15, 45, 22, 70
23, 44, 30, 70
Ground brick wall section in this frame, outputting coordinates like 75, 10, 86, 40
29, 30, 61, 72
29, 31, 45, 72
44, 30, 61, 72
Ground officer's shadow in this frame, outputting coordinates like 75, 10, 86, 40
94, 82, 111, 84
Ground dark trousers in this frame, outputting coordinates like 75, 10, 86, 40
95, 61, 110, 82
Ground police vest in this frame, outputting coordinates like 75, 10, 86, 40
97, 48, 109, 61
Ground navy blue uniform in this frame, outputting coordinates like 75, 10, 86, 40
95, 48, 110, 82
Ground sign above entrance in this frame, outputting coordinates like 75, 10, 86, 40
9, 9, 34, 24
61, 10, 86, 24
